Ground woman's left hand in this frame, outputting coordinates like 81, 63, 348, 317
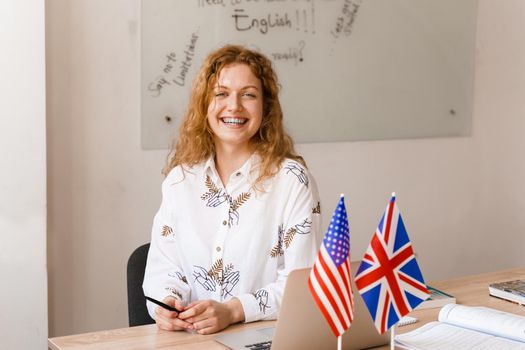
178, 298, 245, 334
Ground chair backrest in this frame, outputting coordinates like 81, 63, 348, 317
127, 243, 155, 327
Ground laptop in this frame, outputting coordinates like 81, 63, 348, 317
215, 262, 390, 350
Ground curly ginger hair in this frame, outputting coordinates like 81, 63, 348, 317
163, 44, 305, 187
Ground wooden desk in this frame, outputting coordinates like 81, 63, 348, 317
49, 268, 525, 350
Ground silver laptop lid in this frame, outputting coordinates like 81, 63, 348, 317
271, 263, 390, 350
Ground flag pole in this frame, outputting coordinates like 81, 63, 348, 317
390, 190, 396, 350
390, 324, 396, 350
338, 193, 346, 350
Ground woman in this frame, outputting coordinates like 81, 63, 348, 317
143, 44, 321, 334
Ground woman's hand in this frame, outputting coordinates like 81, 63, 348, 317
178, 298, 245, 334
154, 296, 193, 331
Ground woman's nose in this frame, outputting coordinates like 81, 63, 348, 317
227, 94, 242, 111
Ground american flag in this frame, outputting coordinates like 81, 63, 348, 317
308, 195, 354, 337
355, 194, 429, 334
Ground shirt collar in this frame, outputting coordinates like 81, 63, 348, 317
203, 156, 216, 176
203, 156, 219, 184
237, 152, 261, 178
202, 153, 262, 184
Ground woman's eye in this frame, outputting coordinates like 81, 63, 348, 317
215, 92, 226, 97
243, 92, 256, 98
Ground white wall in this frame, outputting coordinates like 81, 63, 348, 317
46, 0, 525, 337
0, 1, 48, 349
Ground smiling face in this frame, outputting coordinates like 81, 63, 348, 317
207, 63, 263, 154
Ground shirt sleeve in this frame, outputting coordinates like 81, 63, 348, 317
142, 175, 192, 319
236, 166, 322, 322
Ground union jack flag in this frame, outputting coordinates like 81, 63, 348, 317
355, 194, 429, 334
308, 195, 354, 337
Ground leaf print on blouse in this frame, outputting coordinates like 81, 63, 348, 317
164, 287, 183, 301
201, 175, 229, 207
177, 272, 188, 284
168, 271, 188, 284
312, 201, 321, 214
270, 224, 285, 258
227, 192, 251, 227
201, 175, 251, 227
207, 258, 224, 283
193, 259, 240, 298
161, 225, 173, 237
283, 227, 297, 249
284, 162, 309, 188
271, 218, 313, 257
285, 218, 312, 247
253, 289, 271, 314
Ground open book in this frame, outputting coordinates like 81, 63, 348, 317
395, 304, 525, 349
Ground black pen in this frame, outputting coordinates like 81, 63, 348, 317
145, 296, 182, 313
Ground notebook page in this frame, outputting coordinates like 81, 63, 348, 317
395, 322, 525, 350
439, 304, 525, 343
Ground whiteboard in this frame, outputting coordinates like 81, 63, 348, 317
141, 0, 477, 149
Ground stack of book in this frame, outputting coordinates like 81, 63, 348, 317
489, 279, 525, 305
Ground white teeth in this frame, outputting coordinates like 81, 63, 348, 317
222, 117, 246, 125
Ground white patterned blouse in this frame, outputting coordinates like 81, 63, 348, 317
143, 153, 322, 322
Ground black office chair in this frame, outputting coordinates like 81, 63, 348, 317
127, 243, 156, 326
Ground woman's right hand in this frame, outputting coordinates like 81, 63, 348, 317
155, 296, 194, 331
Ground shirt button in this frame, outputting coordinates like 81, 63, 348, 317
236, 172, 241, 176
216, 246, 221, 252
222, 220, 227, 226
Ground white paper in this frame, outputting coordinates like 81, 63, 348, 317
395, 322, 525, 350
395, 304, 525, 350
439, 304, 525, 343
